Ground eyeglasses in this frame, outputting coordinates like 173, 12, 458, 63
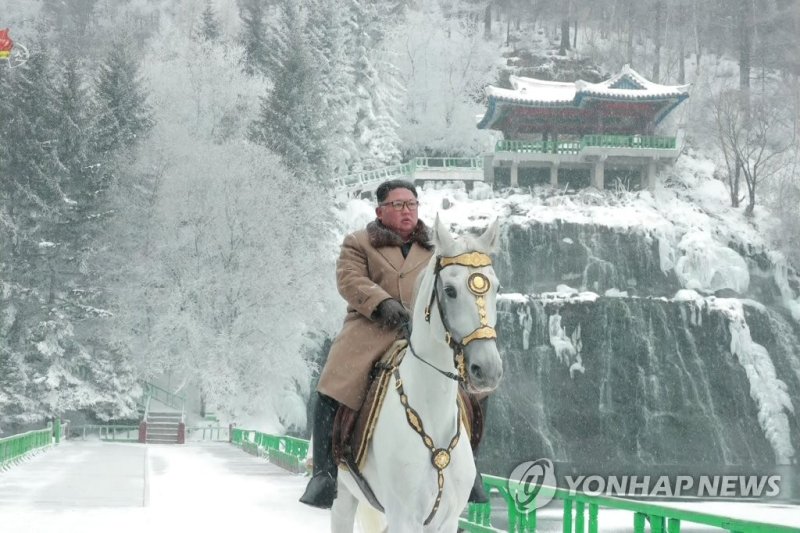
380, 199, 420, 211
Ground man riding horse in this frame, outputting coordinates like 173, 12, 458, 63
300, 179, 490, 509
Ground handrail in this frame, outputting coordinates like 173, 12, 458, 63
459, 474, 799, 533
334, 156, 482, 192
231, 428, 309, 473
0, 427, 53, 468
495, 135, 677, 154
142, 381, 186, 413
186, 426, 229, 442
69, 425, 140, 442
226, 430, 791, 532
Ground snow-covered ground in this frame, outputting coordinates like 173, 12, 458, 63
0, 440, 329, 532
1, 441, 798, 532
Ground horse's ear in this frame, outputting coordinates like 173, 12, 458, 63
477, 218, 501, 253
432, 214, 457, 254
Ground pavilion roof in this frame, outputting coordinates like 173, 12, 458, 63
478, 65, 690, 133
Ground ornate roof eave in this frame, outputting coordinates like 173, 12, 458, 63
477, 92, 690, 130
477, 64, 691, 131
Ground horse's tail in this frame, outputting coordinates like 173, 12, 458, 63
356, 502, 387, 533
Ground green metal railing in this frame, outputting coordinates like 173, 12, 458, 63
231, 428, 309, 473
70, 425, 140, 442
459, 474, 799, 533
582, 134, 676, 149
142, 382, 186, 412
334, 156, 482, 191
225, 430, 794, 532
495, 135, 676, 154
414, 156, 483, 169
334, 161, 416, 189
0, 427, 54, 469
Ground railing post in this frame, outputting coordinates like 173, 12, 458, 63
54, 418, 61, 444
563, 498, 573, 533
575, 501, 585, 533
633, 512, 646, 533
177, 422, 185, 444
138, 421, 147, 444
588, 503, 598, 533
667, 518, 680, 533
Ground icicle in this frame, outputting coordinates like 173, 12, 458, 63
724, 301, 795, 464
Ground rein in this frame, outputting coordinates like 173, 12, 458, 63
394, 250, 496, 525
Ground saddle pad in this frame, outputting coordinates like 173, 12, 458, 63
333, 339, 482, 471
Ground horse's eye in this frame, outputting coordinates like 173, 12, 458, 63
444, 285, 457, 298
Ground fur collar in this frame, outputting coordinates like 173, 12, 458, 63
367, 219, 433, 250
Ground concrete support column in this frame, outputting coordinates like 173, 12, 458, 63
483, 155, 495, 184
646, 159, 658, 190
591, 160, 605, 190
550, 164, 559, 187
510, 161, 519, 187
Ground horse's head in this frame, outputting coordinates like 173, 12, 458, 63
424, 215, 503, 394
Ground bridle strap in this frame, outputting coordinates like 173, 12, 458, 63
424, 252, 496, 381
392, 365, 462, 525
407, 336, 463, 382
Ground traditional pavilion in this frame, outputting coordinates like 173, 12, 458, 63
477, 65, 689, 190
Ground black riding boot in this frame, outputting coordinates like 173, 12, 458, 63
299, 392, 339, 508
468, 396, 490, 504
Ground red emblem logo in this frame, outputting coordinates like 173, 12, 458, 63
0, 29, 13, 59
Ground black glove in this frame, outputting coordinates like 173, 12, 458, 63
374, 299, 410, 329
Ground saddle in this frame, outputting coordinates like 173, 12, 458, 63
332, 339, 485, 472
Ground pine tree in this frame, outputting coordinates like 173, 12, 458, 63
199, 0, 221, 42
249, 1, 330, 180
93, 41, 153, 162
55, 57, 95, 204
238, 0, 269, 76
350, 1, 402, 170
0, 40, 65, 221
307, 0, 358, 175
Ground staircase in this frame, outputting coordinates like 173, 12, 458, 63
145, 412, 182, 444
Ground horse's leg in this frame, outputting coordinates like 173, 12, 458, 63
425, 516, 460, 533
331, 480, 358, 533
382, 507, 425, 533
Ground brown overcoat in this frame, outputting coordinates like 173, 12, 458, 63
317, 220, 434, 410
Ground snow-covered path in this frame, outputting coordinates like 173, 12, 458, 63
0, 440, 329, 532
1, 441, 798, 532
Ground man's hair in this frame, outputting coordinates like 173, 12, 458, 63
376, 179, 418, 203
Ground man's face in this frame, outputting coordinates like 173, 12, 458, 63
376, 187, 419, 239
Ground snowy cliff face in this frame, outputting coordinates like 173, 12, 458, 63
480, 296, 800, 475
403, 171, 800, 471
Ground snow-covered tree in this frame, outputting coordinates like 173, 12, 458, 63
93, 41, 153, 161
350, 0, 402, 169
199, 0, 222, 42
238, 0, 270, 76
306, 0, 358, 174
249, 0, 331, 180
106, 22, 340, 427
386, 2, 499, 155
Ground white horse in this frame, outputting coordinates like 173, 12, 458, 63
332, 216, 503, 533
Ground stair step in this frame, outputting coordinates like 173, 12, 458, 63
147, 428, 178, 435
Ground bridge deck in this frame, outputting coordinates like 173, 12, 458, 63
1, 441, 797, 532
0, 441, 328, 532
